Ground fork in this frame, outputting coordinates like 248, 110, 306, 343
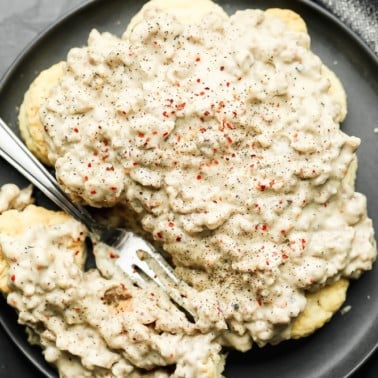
0, 117, 196, 321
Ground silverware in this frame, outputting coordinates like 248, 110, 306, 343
0, 117, 195, 321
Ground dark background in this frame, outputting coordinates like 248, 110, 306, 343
0, 0, 377, 377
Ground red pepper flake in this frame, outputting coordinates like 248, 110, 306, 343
137, 132, 145, 138
196, 78, 201, 83
196, 174, 202, 180
109, 252, 119, 259
282, 253, 289, 259
73, 127, 79, 133
258, 184, 266, 191
261, 224, 268, 231
176, 236, 182, 242
176, 102, 186, 110
309, 278, 315, 284
163, 132, 169, 138
90, 189, 97, 195
153, 40, 159, 46
195, 56, 201, 62
110, 186, 117, 191
204, 87, 210, 91
168, 221, 175, 227
162, 111, 169, 118
176, 135, 181, 142
74, 308, 81, 313
204, 110, 210, 116
220, 66, 225, 71
226, 82, 230, 87
280, 230, 286, 235
10, 275, 15, 282
10, 257, 17, 263
224, 135, 233, 144
132, 161, 138, 166
232, 111, 237, 117
93, 151, 98, 156
200, 127, 207, 133
156, 232, 163, 239
36, 265, 42, 270
143, 137, 151, 147
152, 130, 158, 135
301, 239, 306, 250
199, 91, 205, 96
258, 299, 262, 306
87, 162, 92, 168
74, 250, 80, 256
238, 76, 242, 81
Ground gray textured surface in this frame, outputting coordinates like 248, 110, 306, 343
0, 0, 83, 78
317, 0, 378, 54
0, 1, 376, 377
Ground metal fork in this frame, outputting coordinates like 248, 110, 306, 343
0, 117, 195, 321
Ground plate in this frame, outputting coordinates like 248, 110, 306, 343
0, 0, 377, 377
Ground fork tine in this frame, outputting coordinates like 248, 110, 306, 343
141, 247, 180, 285
116, 253, 146, 287
115, 232, 197, 321
116, 243, 169, 290
122, 233, 180, 285
132, 258, 167, 289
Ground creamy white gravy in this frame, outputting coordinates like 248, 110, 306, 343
3, 0, 360, 362
39, 6, 377, 349
0, 187, 223, 377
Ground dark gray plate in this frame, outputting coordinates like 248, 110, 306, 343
0, 1, 377, 377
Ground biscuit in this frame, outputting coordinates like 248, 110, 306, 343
291, 279, 349, 338
0, 204, 86, 294
265, 8, 347, 122
18, 61, 65, 165
123, 0, 228, 38
17, 0, 351, 341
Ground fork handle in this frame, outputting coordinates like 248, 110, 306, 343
0, 117, 98, 231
